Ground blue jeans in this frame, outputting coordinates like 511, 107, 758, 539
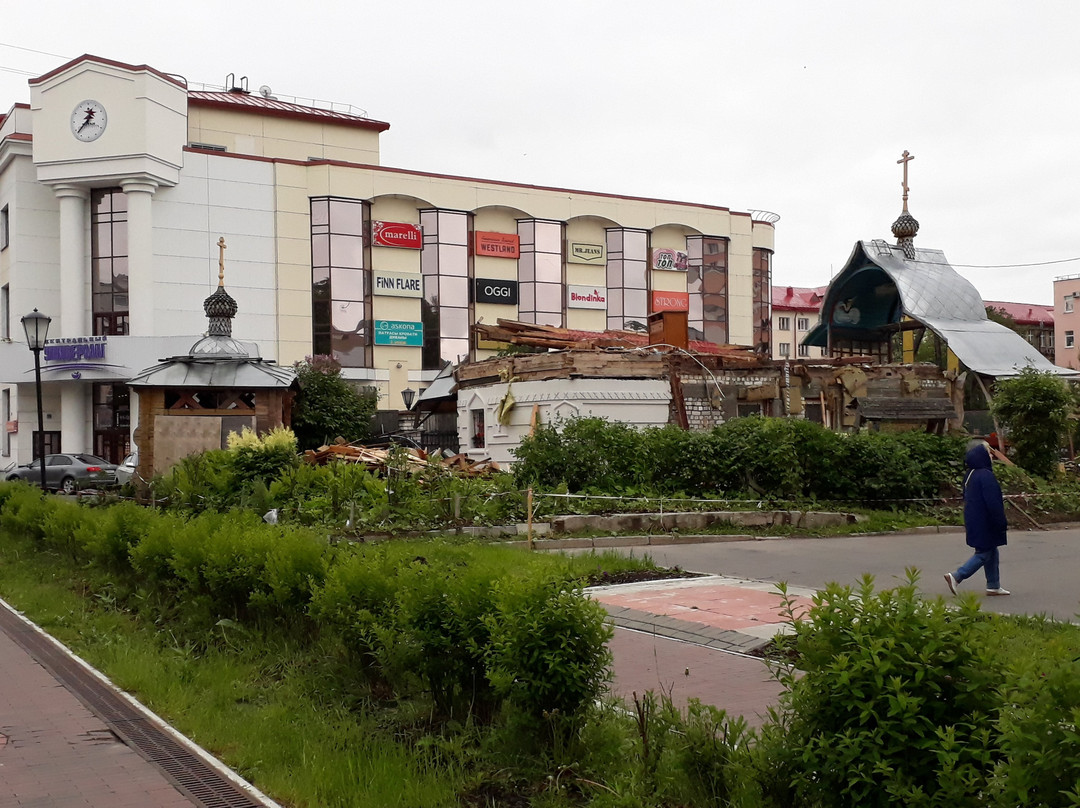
954, 548, 1001, 589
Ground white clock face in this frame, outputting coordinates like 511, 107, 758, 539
70, 100, 107, 142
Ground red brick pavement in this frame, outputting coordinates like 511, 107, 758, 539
0, 628, 196, 808
596, 577, 817, 726
607, 628, 786, 727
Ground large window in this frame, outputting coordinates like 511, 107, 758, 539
420, 209, 471, 370
778, 316, 791, 331
606, 228, 649, 331
797, 317, 809, 331
311, 197, 371, 367
92, 383, 130, 464
1066, 330, 1074, 349
91, 189, 129, 335
752, 248, 773, 353
686, 236, 728, 343
518, 219, 564, 326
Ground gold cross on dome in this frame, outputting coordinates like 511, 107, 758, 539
217, 237, 227, 286
897, 150, 914, 211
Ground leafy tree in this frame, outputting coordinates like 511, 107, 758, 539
985, 305, 1021, 334
290, 355, 377, 450
992, 367, 1072, 477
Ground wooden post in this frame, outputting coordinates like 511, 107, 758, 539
526, 487, 534, 550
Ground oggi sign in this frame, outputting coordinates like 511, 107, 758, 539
473, 278, 519, 305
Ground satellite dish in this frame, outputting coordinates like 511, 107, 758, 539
258, 85, 276, 99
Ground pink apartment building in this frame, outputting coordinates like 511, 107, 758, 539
1054, 276, 1080, 370
771, 285, 828, 360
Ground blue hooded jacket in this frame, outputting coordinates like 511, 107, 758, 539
963, 443, 1008, 550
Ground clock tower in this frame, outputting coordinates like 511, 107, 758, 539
29, 55, 188, 452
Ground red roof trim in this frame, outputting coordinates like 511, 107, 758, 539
983, 300, 1054, 326
188, 91, 390, 132
29, 54, 185, 89
181, 147, 760, 214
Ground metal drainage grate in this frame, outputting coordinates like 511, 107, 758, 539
0, 603, 266, 808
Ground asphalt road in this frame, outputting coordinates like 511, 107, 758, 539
604, 526, 1080, 622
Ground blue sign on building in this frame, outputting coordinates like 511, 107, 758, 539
374, 320, 423, 347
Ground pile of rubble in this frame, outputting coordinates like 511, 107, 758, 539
472, 317, 763, 361
302, 439, 501, 476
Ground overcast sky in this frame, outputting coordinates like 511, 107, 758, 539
3, 1, 1077, 305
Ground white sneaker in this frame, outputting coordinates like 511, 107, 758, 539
944, 572, 958, 595
985, 588, 1011, 596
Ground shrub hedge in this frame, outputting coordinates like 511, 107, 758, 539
0, 484, 611, 726
513, 416, 968, 504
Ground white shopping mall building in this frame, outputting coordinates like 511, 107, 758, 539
0, 53, 776, 467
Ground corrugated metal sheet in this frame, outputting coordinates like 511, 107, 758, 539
188, 91, 389, 129
128, 358, 295, 389
815, 240, 1076, 378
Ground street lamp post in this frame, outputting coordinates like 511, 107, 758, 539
21, 309, 51, 492
400, 387, 416, 412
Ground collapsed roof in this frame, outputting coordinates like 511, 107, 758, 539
804, 239, 1075, 378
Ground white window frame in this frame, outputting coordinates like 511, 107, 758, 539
778, 342, 791, 357
777, 316, 791, 331
1066, 331, 1075, 349
797, 317, 809, 331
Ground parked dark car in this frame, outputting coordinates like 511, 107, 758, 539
6, 453, 119, 493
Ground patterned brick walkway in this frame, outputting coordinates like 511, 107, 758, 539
0, 624, 197, 807
592, 576, 817, 726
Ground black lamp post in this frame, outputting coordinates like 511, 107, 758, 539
400, 387, 416, 411
21, 309, 50, 492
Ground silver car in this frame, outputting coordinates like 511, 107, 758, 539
6, 453, 119, 493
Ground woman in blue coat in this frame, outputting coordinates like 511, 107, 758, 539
944, 441, 1010, 596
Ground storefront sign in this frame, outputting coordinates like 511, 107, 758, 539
473, 278, 519, 305
372, 269, 423, 298
474, 231, 520, 259
568, 241, 605, 264
567, 285, 608, 309
374, 320, 423, 347
43, 336, 107, 362
372, 220, 422, 249
651, 290, 690, 312
652, 248, 689, 271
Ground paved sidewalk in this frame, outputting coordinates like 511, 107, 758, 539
592, 576, 817, 726
0, 625, 197, 808
0, 598, 277, 808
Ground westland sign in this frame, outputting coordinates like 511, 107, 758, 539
374, 320, 423, 347
372, 221, 422, 249
474, 231, 520, 259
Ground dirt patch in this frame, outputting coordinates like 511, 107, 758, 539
583, 567, 700, 587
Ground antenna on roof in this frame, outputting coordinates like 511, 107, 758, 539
225, 73, 250, 94
258, 85, 277, 100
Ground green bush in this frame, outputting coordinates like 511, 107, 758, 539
226, 426, 301, 488
761, 572, 1001, 807
514, 415, 968, 505
992, 368, 1073, 477
291, 355, 377, 450
989, 622, 1080, 806
485, 572, 613, 721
